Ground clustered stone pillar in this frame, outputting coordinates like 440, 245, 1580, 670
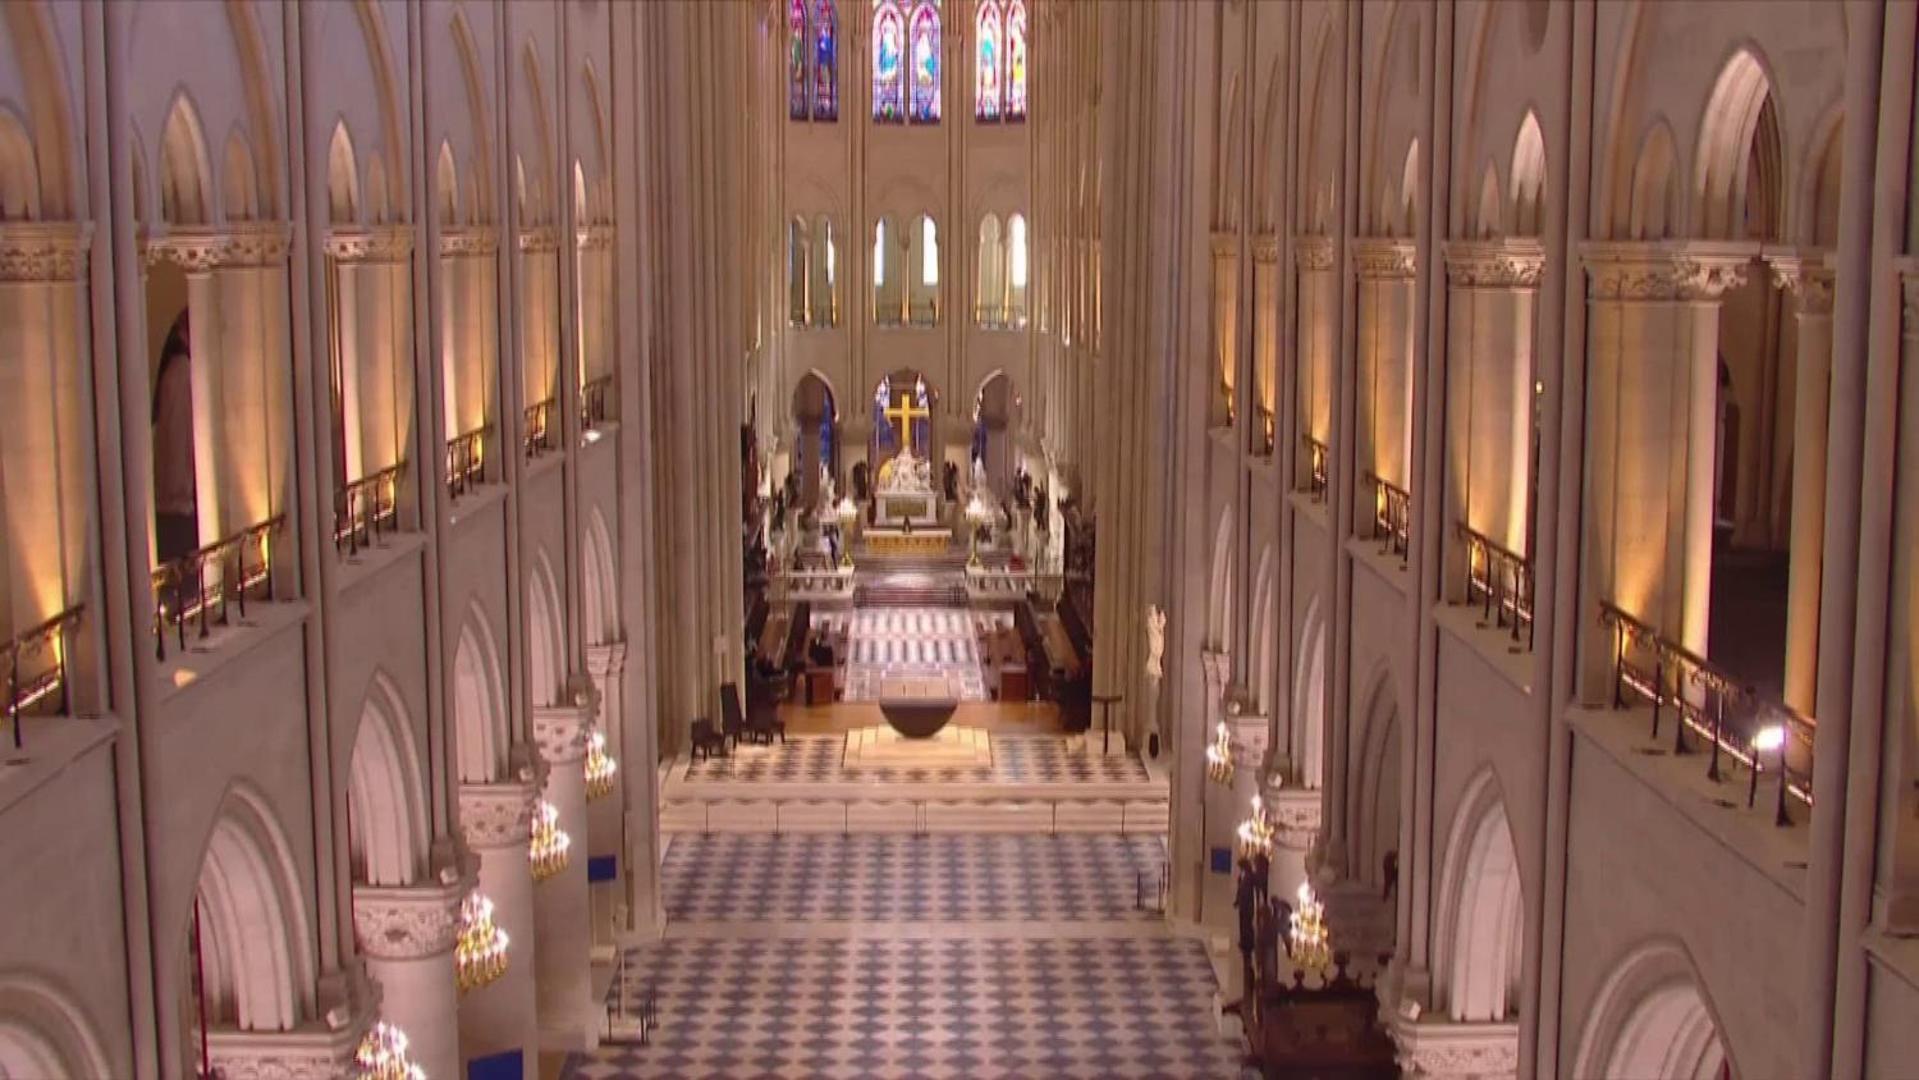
532, 702, 594, 1049
585, 642, 628, 949
1577, 242, 1754, 690
351, 857, 474, 1080
1768, 251, 1836, 714
1353, 239, 1418, 532
457, 766, 542, 1074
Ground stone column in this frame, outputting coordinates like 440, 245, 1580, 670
1387, 1017, 1520, 1080
1199, 649, 1239, 933
585, 643, 630, 949
532, 703, 594, 1050
215, 224, 295, 532
1441, 240, 1545, 601
157, 236, 229, 546
457, 772, 542, 1074
206, 965, 381, 1079
1767, 251, 1836, 714
351, 858, 473, 1080
1577, 243, 1754, 692
1295, 237, 1337, 479
1213, 232, 1239, 426
1353, 239, 1417, 530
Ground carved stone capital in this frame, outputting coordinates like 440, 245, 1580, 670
1200, 648, 1232, 689
577, 223, 616, 251
459, 772, 541, 848
205, 986, 376, 1080
518, 226, 560, 254
325, 225, 414, 265
1295, 235, 1335, 272
1387, 1015, 1520, 1079
1352, 237, 1418, 280
220, 222, 294, 268
1765, 248, 1836, 315
1211, 231, 1238, 259
1265, 785, 1323, 849
586, 640, 628, 678
1581, 241, 1757, 302
0, 222, 92, 281
1251, 233, 1280, 264
533, 704, 593, 764
350, 858, 475, 960
1227, 714, 1270, 764
440, 226, 499, 257
1442, 239, 1544, 290
147, 228, 228, 273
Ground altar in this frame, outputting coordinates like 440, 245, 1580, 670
873, 445, 941, 527
864, 527, 953, 557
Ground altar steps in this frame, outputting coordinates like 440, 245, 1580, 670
853, 581, 968, 607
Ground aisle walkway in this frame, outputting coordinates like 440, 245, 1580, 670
563, 834, 1249, 1079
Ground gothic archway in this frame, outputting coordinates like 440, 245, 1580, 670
1433, 770, 1524, 1023
347, 673, 431, 888
454, 607, 511, 784
1574, 941, 1732, 1080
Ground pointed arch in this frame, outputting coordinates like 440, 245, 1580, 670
1693, 48, 1778, 241
190, 786, 317, 1032
872, 0, 906, 122
1510, 111, 1547, 237
907, 1, 942, 123
436, 140, 460, 225
222, 129, 259, 222
1628, 121, 1679, 241
520, 41, 555, 225
0, 975, 113, 1080
349, 0, 408, 220
1207, 506, 1235, 653
1433, 769, 1525, 1023
326, 121, 359, 225
159, 94, 213, 226
1292, 594, 1327, 789
1349, 668, 1403, 891
0, 109, 39, 221
346, 673, 431, 888
1473, 161, 1502, 239
1250, 545, 1276, 714
582, 509, 618, 647
1574, 940, 1732, 1080
448, 8, 495, 221
526, 549, 565, 708
0, 0, 77, 219
975, 0, 1003, 121
454, 606, 512, 784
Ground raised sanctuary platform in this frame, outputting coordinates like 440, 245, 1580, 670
861, 527, 953, 557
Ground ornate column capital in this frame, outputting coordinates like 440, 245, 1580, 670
1352, 237, 1418, 281
351, 855, 475, 960
1263, 784, 1322, 849
1387, 1014, 1520, 1079
1251, 233, 1280, 264
533, 703, 593, 765
0, 221, 92, 281
1294, 234, 1335, 272
577, 223, 616, 251
147, 227, 228, 273
1765, 247, 1836, 315
518, 225, 560, 254
218, 221, 294, 268
325, 225, 414, 265
439, 226, 499, 257
458, 768, 542, 849
1224, 712, 1270, 765
1442, 238, 1545, 289
586, 640, 629, 678
1581, 240, 1758, 301
1200, 648, 1232, 689
1211, 231, 1238, 258
204, 974, 377, 1080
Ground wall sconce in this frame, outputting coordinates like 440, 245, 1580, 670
529, 798, 571, 881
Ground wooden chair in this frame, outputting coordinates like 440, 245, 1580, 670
690, 718, 726, 761
719, 683, 749, 749
745, 673, 788, 745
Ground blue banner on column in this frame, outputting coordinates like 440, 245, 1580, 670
1210, 847, 1233, 874
469, 1050, 522, 1080
588, 854, 618, 882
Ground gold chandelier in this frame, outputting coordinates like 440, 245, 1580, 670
1235, 793, 1275, 856
1206, 720, 1236, 785
1288, 881, 1332, 972
354, 1021, 425, 1080
456, 891, 509, 993
585, 730, 619, 801
529, 798, 571, 881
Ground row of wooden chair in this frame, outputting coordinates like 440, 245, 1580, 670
690, 681, 788, 761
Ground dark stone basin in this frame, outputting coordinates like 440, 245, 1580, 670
879, 699, 959, 738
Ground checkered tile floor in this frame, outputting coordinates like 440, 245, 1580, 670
834, 607, 1006, 702
566, 935, 1246, 1079
680, 735, 1150, 786
662, 835, 1170, 923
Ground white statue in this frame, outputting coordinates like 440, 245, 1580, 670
1145, 604, 1167, 683
972, 456, 990, 498
818, 463, 837, 512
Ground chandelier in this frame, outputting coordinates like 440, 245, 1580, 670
456, 891, 510, 993
1289, 881, 1332, 972
1235, 793, 1275, 856
585, 730, 619, 801
529, 798, 571, 881
354, 1021, 425, 1080
1206, 720, 1236, 785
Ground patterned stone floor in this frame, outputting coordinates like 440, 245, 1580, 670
831, 607, 1009, 702
661, 834, 1170, 923
679, 734, 1150, 786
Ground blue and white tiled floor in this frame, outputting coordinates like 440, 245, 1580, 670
678, 734, 1150, 786
565, 835, 1249, 1079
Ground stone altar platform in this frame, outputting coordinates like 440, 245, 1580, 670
845, 723, 992, 768
861, 526, 953, 557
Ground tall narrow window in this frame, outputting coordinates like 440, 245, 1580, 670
909, 2, 941, 124
1007, 213, 1028, 325
976, 1, 1002, 121
873, 1, 906, 122
812, 0, 839, 120
789, 0, 809, 119
1006, 0, 1028, 120
976, 214, 1004, 324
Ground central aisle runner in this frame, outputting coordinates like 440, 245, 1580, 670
836, 606, 1008, 702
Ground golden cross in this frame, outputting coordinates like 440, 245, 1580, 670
883, 390, 930, 446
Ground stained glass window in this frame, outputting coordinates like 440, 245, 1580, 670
812, 0, 838, 120
872, 1, 906, 122
976, 2, 1001, 121
909, 2, 941, 124
789, 0, 809, 119
1006, 0, 1027, 120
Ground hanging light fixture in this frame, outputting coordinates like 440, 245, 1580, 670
529, 798, 571, 881
354, 1021, 425, 1080
1288, 881, 1332, 972
585, 730, 619, 801
1206, 720, 1236, 785
1235, 793, 1275, 856
455, 892, 510, 993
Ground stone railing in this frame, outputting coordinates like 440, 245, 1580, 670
153, 516, 284, 660
334, 463, 404, 556
5, 605, 82, 747
1458, 524, 1533, 650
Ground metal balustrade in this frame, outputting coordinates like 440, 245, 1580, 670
1599, 601, 1814, 824
445, 423, 490, 495
1363, 472, 1411, 563
524, 397, 557, 457
1302, 436, 1328, 499
334, 463, 404, 556
5, 605, 81, 748
152, 516, 284, 661
581, 375, 613, 431
1458, 524, 1534, 650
